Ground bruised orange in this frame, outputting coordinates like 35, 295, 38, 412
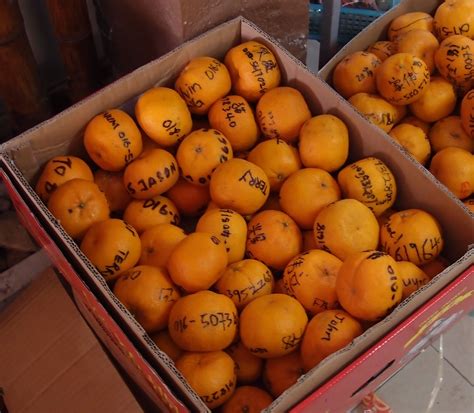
246, 210, 302, 271
168, 290, 238, 351
113, 265, 180, 333
36, 156, 93, 203
47, 178, 109, 240
84, 109, 143, 171
80, 218, 141, 282
300, 310, 363, 371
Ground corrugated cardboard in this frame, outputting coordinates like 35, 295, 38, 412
319, 0, 441, 80
0, 266, 143, 413
0, 16, 473, 412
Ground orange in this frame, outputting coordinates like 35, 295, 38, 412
123, 148, 179, 199
176, 128, 233, 186
262, 351, 305, 398
332, 51, 381, 99
279, 168, 341, 229
240, 293, 308, 358
196, 208, 247, 263
80, 218, 141, 282
208, 95, 260, 152
434, 35, 474, 92
408, 76, 457, 123
366, 41, 396, 62
168, 290, 238, 351
47, 178, 109, 240
246, 210, 302, 271
123, 195, 180, 234
135, 87, 192, 147
461, 89, 474, 139
224, 40, 281, 102
167, 232, 228, 292
247, 138, 302, 192
389, 123, 431, 165
221, 386, 273, 413
150, 330, 183, 362
429, 147, 474, 199
175, 351, 236, 409
283, 249, 342, 315
209, 158, 270, 215
402, 116, 432, 135
336, 250, 403, 321
139, 223, 187, 268
420, 256, 450, 278
313, 199, 380, 261
380, 209, 444, 265
94, 169, 131, 213
394, 29, 439, 74
215, 259, 274, 310
388, 12, 434, 41
397, 261, 431, 300
429, 116, 474, 153
226, 341, 263, 384
464, 198, 474, 213
300, 310, 363, 371
302, 230, 318, 251
35, 155, 93, 203
113, 265, 180, 333
298, 114, 349, 172
337, 157, 397, 216
84, 109, 143, 171
256, 86, 312, 143
166, 178, 210, 216
348, 93, 402, 133
376, 53, 430, 106
433, 0, 474, 41
174, 56, 231, 115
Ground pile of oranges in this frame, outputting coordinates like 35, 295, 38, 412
331, 0, 474, 207
34, 33, 451, 410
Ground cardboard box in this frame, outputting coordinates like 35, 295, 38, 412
319, 0, 441, 81
0, 266, 143, 413
0, 16, 473, 412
